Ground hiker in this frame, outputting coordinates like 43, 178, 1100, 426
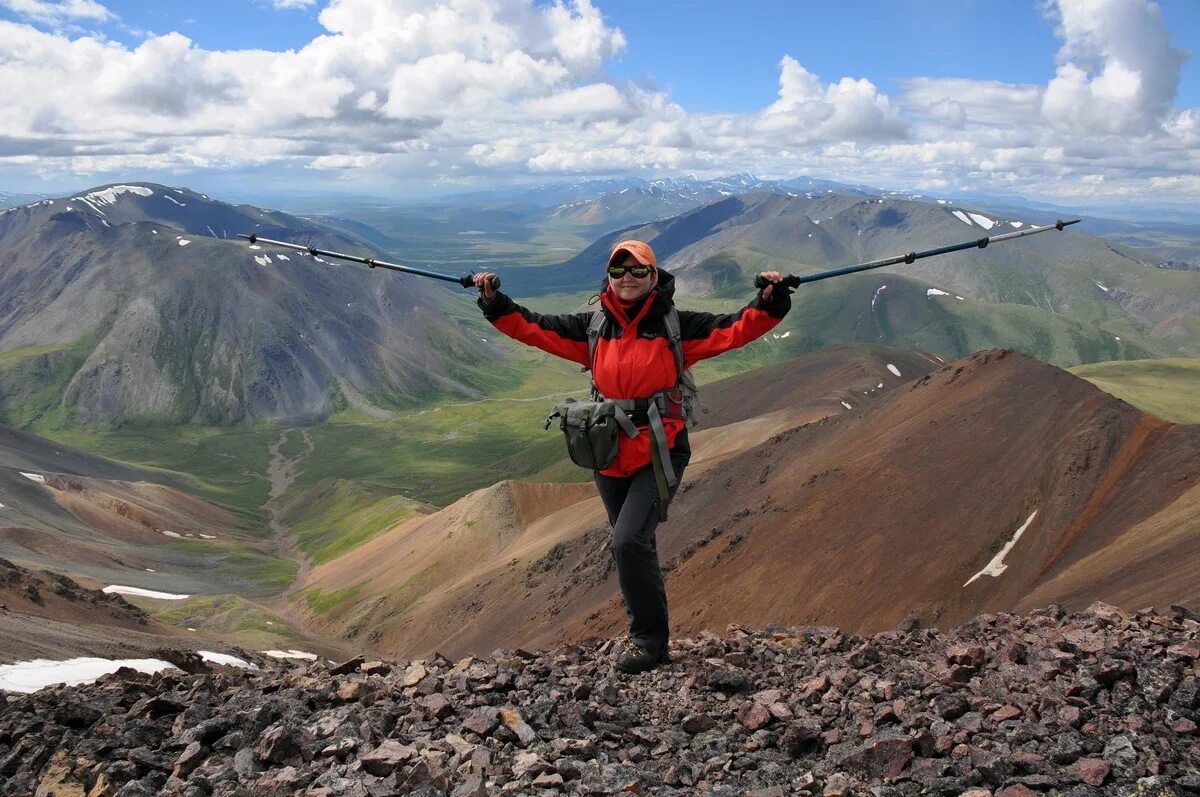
473, 240, 790, 673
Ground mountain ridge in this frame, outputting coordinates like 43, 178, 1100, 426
0, 183, 507, 427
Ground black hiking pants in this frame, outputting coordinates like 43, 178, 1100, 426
594, 447, 690, 657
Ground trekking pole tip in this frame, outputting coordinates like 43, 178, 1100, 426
237, 233, 257, 244
1056, 219, 1082, 231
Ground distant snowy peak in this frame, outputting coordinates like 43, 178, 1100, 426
0, 181, 316, 242
549, 173, 876, 223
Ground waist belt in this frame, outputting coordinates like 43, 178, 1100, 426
603, 390, 682, 522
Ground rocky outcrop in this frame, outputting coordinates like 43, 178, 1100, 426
1, 603, 1197, 796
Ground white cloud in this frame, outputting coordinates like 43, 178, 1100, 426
1, 0, 112, 24
759, 57, 906, 142
0, 0, 1194, 206
272, 0, 315, 8
1042, 0, 1186, 133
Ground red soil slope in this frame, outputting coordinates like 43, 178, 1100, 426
300, 347, 1200, 659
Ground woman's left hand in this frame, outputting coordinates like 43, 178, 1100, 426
758, 271, 783, 300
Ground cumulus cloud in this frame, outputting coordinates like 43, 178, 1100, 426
759, 57, 907, 142
1042, 0, 1187, 134
0, 0, 1194, 205
1, 0, 112, 24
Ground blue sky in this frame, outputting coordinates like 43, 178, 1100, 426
0, 0, 1197, 206
79, 0, 1199, 111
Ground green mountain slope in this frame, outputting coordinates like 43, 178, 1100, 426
1069, 359, 1200, 424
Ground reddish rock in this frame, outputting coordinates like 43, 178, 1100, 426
360, 740, 416, 776
461, 708, 500, 737
404, 758, 448, 792
996, 787, 1038, 797
1058, 705, 1082, 727
990, 705, 1021, 722
835, 736, 914, 779
1067, 757, 1110, 786
738, 701, 772, 731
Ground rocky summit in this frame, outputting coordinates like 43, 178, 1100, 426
2, 603, 1198, 797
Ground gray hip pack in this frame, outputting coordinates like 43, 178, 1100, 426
544, 397, 640, 472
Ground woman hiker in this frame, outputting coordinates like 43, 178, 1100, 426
473, 240, 790, 673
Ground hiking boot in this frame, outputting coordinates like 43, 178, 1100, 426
616, 642, 666, 674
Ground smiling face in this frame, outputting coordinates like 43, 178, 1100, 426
609, 252, 655, 303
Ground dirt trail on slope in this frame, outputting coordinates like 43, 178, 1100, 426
266, 430, 313, 593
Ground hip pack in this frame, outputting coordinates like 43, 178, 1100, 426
544, 397, 640, 471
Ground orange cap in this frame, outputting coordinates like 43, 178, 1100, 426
607, 240, 657, 270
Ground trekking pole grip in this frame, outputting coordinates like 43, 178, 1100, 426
754, 274, 801, 290
461, 273, 502, 290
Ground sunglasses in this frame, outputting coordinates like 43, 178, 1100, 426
608, 264, 653, 279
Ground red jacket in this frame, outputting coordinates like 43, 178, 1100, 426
479, 269, 790, 477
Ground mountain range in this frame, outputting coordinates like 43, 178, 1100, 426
0, 184, 508, 427
502, 191, 1200, 365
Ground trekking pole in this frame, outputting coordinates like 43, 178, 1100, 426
754, 219, 1080, 289
238, 233, 499, 290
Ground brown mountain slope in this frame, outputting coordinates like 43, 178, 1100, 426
298, 346, 1199, 660
296, 345, 945, 655
0, 426, 272, 598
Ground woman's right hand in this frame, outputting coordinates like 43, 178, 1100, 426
473, 272, 497, 300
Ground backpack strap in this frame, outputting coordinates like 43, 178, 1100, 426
662, 307, 686, 384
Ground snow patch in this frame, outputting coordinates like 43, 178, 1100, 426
247, 244, 261, 250
151, 229, 157, 234
103, 585, 190, 600
840, 401, 853, 410
964, 511, 1038, 586
876, 383, 884, 389
275, 254, 289, 261
199, 651, 258, 670
178, 239, 191, 246
75, 196, 106, 215
198, 533, 216, 539
144, 568, 155, 573
0, 657, 177, 694
161, 530, 182, 538
886, 364, 902, 377
950, 210, 972, 226
937, 199, 948, 204
254, 255, 271, 267
927, 288, 950, 297
1010, 221, 1024, 228
1114, 336, 1121, 341
163, 194, 186, 207
263, 649, 318, 661
1095, 282, 1109, 292
967, 213, 995, 230
20, 472, 45, 484
85, 185, 153, 206
871, 285, 887, 309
